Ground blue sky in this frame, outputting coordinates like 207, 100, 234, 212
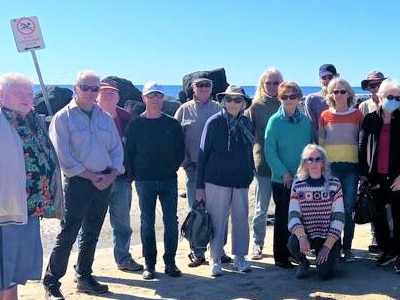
1, 1, 399, 86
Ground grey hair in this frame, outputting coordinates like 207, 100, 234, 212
0, 73, 33, 93
73, 70, 100, 85
378, 78, 400, 98
296, 144, 331, 189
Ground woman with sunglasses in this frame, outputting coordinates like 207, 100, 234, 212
244, 68, 283, 260
196, 85, 254, 276
359, 79, 400, 273
265, 81, 314, 269
288, 144, 344, 279
319, 78, 363, 262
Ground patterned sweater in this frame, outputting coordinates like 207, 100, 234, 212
318, 107, 363, 164
288, 177, 345, 247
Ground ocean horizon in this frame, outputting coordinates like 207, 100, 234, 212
34, 85, 369, 99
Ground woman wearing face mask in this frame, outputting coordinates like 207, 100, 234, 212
359, 79, 400, 274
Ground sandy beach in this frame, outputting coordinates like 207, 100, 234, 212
19, 169, 400, 300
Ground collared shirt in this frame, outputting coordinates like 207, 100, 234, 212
49, 98, 124, 177
174, 99, 220, 167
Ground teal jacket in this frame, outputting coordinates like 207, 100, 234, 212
265, 110, 313, 183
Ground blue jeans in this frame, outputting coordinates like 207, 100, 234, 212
331, 162, 358, 251
135, 178, 178, 267
43, 176, 110, 287
108, 178, 133, 265
252, 175, 272, 247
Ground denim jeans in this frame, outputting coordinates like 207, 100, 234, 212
43, 176, 110, 287
252, 175, 272, 247
135, 178, 178, 267
272, 182, 291, 263
184, 167, 197, 209
287, 234, 339, 280
330, 162, 358, 251
108, 178, 133, 265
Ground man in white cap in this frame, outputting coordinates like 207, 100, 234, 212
124, 82, 185, 280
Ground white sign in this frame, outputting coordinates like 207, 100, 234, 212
10, 16, 45, 52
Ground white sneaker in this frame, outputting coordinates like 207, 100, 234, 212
251, 245, 263, 260
210, 262, 223, 277
233, 256, 251, 272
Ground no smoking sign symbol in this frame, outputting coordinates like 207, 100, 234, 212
17, 17, 36, 35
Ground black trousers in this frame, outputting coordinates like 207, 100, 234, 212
43, 176, 110, 287
272, 182, 291, 263
371, 174, 400, 255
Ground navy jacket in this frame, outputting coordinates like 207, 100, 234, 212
196, 110, 255, 189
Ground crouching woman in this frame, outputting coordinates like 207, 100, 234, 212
287, 144, 345, 280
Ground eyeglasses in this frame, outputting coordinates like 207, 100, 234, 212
146, 91, 164, 99
321, 75, 334, 81
195, 82, 212, 88
305, 157, 322, 164
386, 95, 400, 101
224, 96, 244, 103
368, 83, 380, 89
265, 81, 280, 86
280, 94, 299, 100
79, 85, 100, 92
333, 90, 347, 95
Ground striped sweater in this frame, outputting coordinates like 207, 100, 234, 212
318, 108, 363, 163
288, 177, 345, 247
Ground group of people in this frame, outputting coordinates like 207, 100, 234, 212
1, 63, 400, 300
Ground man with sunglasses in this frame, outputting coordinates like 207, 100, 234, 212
124, 82, 184, 280
304, 64, 339, 138
44, 70, 124, 299
359, 71, 387, 255
359, 71, 387, 116
174, 78, 229, 267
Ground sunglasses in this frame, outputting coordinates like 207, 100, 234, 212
368, 83, 380, 89
224, 96, 244, 103
195, 82, 212, 88
305, 157, 322, 164
386, 95, 400, 101
265, 81, 280, 86
146, 91, 164, 99
280, 94, 299, 100
333, 90, 347, 95
321, 75, 334, 81
79, 85, 100, 92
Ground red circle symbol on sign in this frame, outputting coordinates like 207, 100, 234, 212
17, 18, 36, 35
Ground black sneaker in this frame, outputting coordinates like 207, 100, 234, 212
188, 253, 206, 267
76, 275, 108, 294
221, 254, 232, 264
165, 265, 182, 277
295, 260, 310, 279
375, 252, 396, 266
275, 261, 295, 269
143, 266, 156, 280
44, 285, 65, 300
117, 259, 144, 272
394, 257, 400, 274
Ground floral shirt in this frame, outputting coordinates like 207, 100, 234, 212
3, 108, 57, 216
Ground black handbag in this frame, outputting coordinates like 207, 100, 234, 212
354, 181, 378, 224
180, 200, 213, 251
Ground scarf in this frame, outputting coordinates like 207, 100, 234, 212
222, 108, 254, 151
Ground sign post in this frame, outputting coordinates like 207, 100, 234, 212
10, 16, 53, 116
